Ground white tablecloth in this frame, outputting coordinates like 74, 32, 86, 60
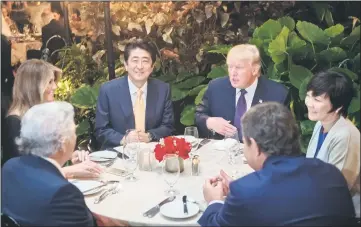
85, 140, 254, 226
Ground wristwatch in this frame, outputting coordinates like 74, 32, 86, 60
147, 131, 155, 142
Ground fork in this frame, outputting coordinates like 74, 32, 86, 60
94, 184, 119, 204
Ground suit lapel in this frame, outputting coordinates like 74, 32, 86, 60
145, 79, 158, 130
225, 79, 236, 123
251, 76, 265, 106
118, 76, 135, 129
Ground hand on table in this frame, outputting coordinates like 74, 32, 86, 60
63, 160, 103, 179
137, 132, 151, 143
206, 117, 237, 136
71, 150, 90, 164
124, 130, 141, 143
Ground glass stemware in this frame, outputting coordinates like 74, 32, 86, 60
184, 126, 200, 156
162, 154, 180, 196
122, 129, 140, 181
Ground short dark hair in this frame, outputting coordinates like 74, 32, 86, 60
72, 8, 80, 17
124, 39, 156, 64
242, 102, 302, 156
306, 70, 355, 117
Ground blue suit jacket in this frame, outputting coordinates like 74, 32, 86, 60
95, 76, 174, 149
1, 155, 95, 226
195, 76, 290, 138
198, 156, 355, 226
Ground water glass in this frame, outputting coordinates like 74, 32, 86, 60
162, 154, 180, 196
123, 142, 139, 181
184, 126, 200, 155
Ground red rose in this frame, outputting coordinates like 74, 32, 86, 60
154, 136, 191, 162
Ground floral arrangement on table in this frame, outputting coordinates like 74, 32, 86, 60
154, 136, 192, 162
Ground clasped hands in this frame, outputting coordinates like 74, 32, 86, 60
203, 170, 233, 204
206, 117, 237, 136
124, 129, 151, 143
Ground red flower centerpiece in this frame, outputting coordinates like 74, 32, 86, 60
154, 136, 192, 173
154, 136, 192, 162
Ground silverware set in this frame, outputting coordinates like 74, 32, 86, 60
143, 196, 176, 218
94, 183, 121, 204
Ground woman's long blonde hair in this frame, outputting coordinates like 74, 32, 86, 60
7, 59, 62, 118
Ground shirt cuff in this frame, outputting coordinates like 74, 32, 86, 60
208, 200, 224, 206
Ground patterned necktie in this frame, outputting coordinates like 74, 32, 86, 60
134, 89, 145, 132
234, 89, 247, 140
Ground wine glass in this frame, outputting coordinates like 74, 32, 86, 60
123, 141, 139, 182
162, 154, 180, 196
184, 126, 199, 155
122, 129, 140, 181
224, 131, 243, 178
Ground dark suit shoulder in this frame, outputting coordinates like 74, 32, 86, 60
209, 76, 230, 87
260, 76, 288, 93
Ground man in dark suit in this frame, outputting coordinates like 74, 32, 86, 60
41, 5, 70, 63
2, 101, 124, 226
198, 102, 356, 226
195, 44, 290, 140
95, 39, 174, 149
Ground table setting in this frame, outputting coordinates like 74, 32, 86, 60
71, 127, 253, 226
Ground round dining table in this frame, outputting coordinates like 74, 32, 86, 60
85, 139, 254, 226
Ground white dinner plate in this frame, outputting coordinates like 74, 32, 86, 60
175, 135, 198, 145
71, 180, 104, 195
89, 150, 117, 161
160, 200, 200, 219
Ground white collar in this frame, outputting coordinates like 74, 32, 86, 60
236, 78, 258, 94
128, 77, 147, 95
42, 157, 65, 177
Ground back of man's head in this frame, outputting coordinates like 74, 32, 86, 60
241, 102, 302, 157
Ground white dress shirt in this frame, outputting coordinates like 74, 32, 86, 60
235, 78, 259, 110
128, 77, 147, 110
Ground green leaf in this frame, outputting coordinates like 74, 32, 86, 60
175, 76, 205, 89
70, 85, 98, 109
249, 38, 263, 50
353, 53, 360, 73
324, 24, 344, 38
268, 26, 290, 64
300, 120, 316, 136
207, 65, 227, 79
188, 84, 208, 96
312, 2, 328, 22
253, 27, 260, 38
180, 105, 196, 126
194, 86, 208, 105
341, 25, 360, 46
289, 65, 314, 89
287, 31, 307, 54
76, 120, 90, 136
278, 16, 295, 31
156, 73, 177, 83
319, 47, 347, 63
176, 72, 193, 82
325, 9, 334, 27
171, 86, 188, 101
348, 97, 360, 114
296, 21, 330, 46
329, 67, 358, 81
207, 44, 232, 55
256, 19, 282, 40
299, 76, 312, 101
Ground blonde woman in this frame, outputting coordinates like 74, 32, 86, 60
2, 59, 103, 179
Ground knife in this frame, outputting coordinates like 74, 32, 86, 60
182, 195, 188, 214
143, 196, 176, 218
